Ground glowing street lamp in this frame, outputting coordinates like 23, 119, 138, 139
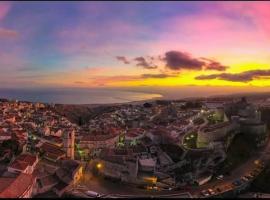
254, 160, 260, 165
96, 163, 102, 169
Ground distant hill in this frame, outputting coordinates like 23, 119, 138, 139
53, 104, 119, 125
209, 91, 270, 100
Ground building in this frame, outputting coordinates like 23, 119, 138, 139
239, 119, 268, 147
53, 160, 83, 197
33, 164, 59, 195
78, 134, 119, 150
139, 158, 156, 172
196, 121, 238, 148
0, 173, 36, 198
95, 148, 139, 183
63, 131, 75, 160
0, 130, 11, 142
8, 154, 38, 174
37, 142, 66, 162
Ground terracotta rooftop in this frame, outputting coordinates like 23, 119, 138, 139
9, 161, 29, 171
9, 154, 37, 171
40, 142, 65, 156
80, 133, 117, 142
0, 173, 34, 198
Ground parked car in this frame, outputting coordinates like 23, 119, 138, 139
241, 176, 249, 182
208, 188, 215, 195
248, 173, 255, 178
244, 175, 252, 180
163, 186, 172, 191
216, 175, 224, 180
201, 190, 210, 197
85, 191, 101, 198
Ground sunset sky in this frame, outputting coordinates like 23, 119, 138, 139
1, 1, 270, 95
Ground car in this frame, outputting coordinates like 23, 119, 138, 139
146, 186, 153, 190
208, 188, 215, 195
248, 173, 255, 178
201, 190, 210, 197
244, 175, 252, 180
163, 186, 172, 191
216, 175, 224, 180
241, 177, 249, 182
85, 191, 101, 198
153, 186, 160, 191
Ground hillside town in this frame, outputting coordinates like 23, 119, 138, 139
0, 97, 269, 198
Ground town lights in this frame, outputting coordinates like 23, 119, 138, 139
143, 177, 157, 184
254, 160, 260, 165
96, 163, 102, 169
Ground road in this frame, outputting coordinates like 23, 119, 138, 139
68, 136, 270, 198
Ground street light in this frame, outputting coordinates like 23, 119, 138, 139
96, 163, 102, 169
254, 160, 260, 165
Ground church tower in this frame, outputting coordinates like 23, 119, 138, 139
63, 130, 75, 160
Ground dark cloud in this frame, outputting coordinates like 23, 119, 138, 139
205, 61, 228, 71
141, 73, 177, 79
116, 56, 130, 64
164, 51, 205, 70
195, 69, 270, 82
117, 50, 228, 72
200, 57, 229, 71
164, 51, 228, 71
134, 57, 158, 69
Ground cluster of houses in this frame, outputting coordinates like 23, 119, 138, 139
89, 98, 268, 188
0, 97, 268, 197
0, 100, 82, 198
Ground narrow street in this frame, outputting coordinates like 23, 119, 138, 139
68, 136, 270, 198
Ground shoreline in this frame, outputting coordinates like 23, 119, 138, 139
1, 90, 270, 107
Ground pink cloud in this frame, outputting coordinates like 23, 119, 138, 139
0, 2, 11, 21
216, 2, 270, 36
148, 5, 269, 58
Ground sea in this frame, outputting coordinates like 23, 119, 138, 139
0, 88, 163, 105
